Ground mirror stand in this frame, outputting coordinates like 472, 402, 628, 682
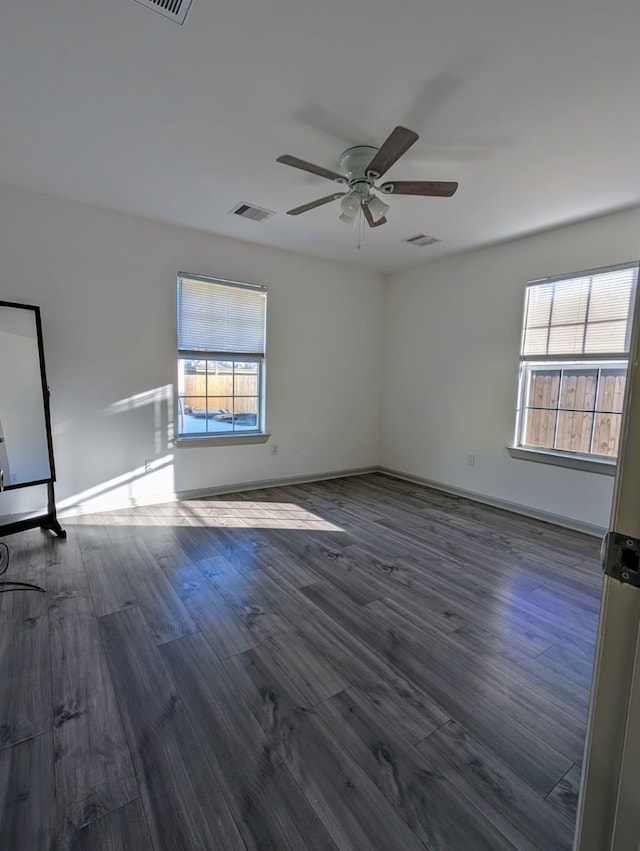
0, 480, 66, 539
0, 300, 65, 541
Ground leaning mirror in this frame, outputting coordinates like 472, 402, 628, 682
0, 300, 64, 538
0, 303, 51, 486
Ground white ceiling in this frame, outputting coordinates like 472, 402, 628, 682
2, 0, 640, 274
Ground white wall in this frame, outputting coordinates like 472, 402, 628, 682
382, 207, 640, 531
0, 184, 383, 515
2, 180, 636, 530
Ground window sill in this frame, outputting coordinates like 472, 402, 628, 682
174, 433, 271, 448
507, 445, 616, 476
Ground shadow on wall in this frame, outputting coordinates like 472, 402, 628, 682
53, 384, 176, 516
105, 385, 175, 455
57, 454, 174, 517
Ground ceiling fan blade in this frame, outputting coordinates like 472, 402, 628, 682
286, 194, 343, 216
365, 126, 419, 178
362, 203, 387, 228
380, 180, 458, 197
277, 155, 345, 183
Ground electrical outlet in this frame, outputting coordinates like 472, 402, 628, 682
270, 443, 279, 456
144, 459, 152, 474
467, 453, 476, 466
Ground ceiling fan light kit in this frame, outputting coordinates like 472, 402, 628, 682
367, 194, 389, 223
340, 192, 361, 217
276, 126, 459, 232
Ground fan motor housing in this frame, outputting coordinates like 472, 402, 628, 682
339, 146, 378, 184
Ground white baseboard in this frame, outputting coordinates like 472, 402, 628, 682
59, 491, 177, 518
176, 466, 378, 501
58, 466, 376, 517
59, 461, 605, 538
377, 466, 606, 538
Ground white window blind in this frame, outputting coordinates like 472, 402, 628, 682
178, 275, 266, 356
522, 265, 638, 358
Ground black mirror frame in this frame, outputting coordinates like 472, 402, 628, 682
0, 300, 65, 539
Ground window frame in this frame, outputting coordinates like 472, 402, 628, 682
509, 261, 638, 472
515, 359, 627, 458
175, 273, 269, 446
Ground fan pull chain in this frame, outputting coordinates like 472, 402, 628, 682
357, 206, 366, 249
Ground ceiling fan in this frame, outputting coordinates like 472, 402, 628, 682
277, 125, 458, 227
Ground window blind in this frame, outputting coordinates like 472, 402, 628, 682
522, 265, 638, 357
178, 275, 266, 357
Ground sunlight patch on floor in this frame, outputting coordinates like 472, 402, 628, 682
63, 496, 344, 532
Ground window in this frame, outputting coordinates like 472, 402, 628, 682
515, 263, 637, 461
177, 273, 267, 439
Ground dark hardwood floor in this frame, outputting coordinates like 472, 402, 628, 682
0, 473, 602, 850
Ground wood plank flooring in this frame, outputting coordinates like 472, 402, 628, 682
0, 473, 602, 850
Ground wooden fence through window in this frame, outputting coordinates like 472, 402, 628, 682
523, 370, 625, 457
181, 373, 258, 414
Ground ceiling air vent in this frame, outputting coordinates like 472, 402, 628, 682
130, 0, 193, 25
403, 233, 441, 247
229, 203, 276, 223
